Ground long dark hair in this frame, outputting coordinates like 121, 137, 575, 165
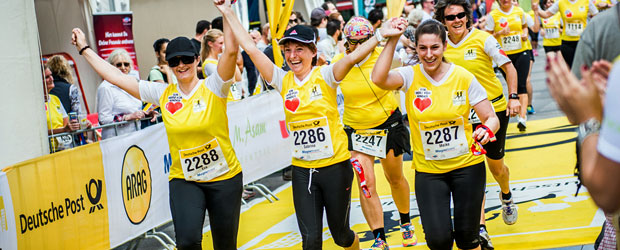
434, 0, 473, 29
414, 20, 449, 62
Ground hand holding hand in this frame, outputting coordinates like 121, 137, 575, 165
380, 17, 408, 38
213, 0, 232, 12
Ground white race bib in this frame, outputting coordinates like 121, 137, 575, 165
468, 105, 496, 124
502, 34, 522, 51
565, 22, 584, 37
544, 28, 560, 39
352, 129, 388, 159
419, 118, 468, 160
179, 138, 229, 182
289, 117, 334, 161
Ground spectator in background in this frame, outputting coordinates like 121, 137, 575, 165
421, 0, 435, 21
294, 11, 307, 24
44, 65, 80, 152
318, 19, 342, 62
322, 0, 339, 14
243, 30, 261, 94
193, 20, 210, 79
368, 8, 384, 30
329, 12, 347, 53
97, 49, 156, 139
212, 16, 224, 31
47, 55, 83, 116
148, 38, 175, 83
311, 8, 329, 41
258, 23, 270, 51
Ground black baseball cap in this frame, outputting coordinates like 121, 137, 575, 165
278, 25, 316, 45
165, 37, 198, 61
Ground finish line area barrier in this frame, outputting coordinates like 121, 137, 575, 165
0, 91, 291, 249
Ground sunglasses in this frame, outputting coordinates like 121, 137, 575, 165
168, 56, 195, 67
289, 19, 298, 25
346, 36, 372, 46
115, 62, 130, 68
445, 12, 467, 21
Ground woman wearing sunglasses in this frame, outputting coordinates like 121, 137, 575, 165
215, 0, 406, 248
72, 7, 243, 249
372, 20, 499, 250
435, 0, 520, 247
96, 48, 156, 139
331, 17, 416, 249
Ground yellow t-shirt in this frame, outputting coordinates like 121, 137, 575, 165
558, 0, 589, 41
402, 64, 485, 173
203, 58, 242, 102
280, 67, 350, 168
159, 81, 242, 182
489, 6, 528, 54
445, 28, 509, 112
542, 13, 563, 46
46, 94, 65, 130
333, 47, 399, 129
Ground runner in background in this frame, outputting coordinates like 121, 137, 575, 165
539, 0, 563, 55
215, 0, 408, 248
435, 0, 521, 248
70, 2, 243, 247
533, 0, 598, 67
372, 20, 500, 250
332, 17, 416, 249
486, 0, 531, 131
512, 0, 540, 115
201, 29, 244, 101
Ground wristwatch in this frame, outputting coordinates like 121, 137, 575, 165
577, 118, 601, 146
508, 93, 519, 100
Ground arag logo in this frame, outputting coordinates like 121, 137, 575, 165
121, 145, 152, 224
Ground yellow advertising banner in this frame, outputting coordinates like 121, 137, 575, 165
266, 0, 295, 67
3, 143, 110, 249
386, 0, 406, 18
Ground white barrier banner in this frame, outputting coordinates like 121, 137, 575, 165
100, 124, 172, 248
228, 90, 292, 184
0, 171, 17, 250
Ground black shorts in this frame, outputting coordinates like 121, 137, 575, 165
344, 108, 411, 157
528, 29, 539, 42
543, 45, 561, 53
472, 110, 509, 160
506, 52, 531, 94
526, 49, 535, 62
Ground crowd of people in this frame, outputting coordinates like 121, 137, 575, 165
38, 0, 620, 249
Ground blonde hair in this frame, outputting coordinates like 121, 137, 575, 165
106, 49, 133, 68
201, 29, 224, 61
46, 55, 74, 84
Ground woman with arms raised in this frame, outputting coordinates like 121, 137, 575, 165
71, 4, 242, 248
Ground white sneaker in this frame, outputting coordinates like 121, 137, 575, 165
517, 118, 526, 132
479, 226, 494, 250
500, 193, 518, 225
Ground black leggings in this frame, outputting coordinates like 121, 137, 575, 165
415, 162, 486, 250
505, 52, 531, 94
169, 173, 243, 250
292, 161, 356, 249
560, 40, 579, 68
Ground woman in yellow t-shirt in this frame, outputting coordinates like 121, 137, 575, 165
43, 65, 80, 152
534, 0, 599, 67
71, 7, 244, 248
201, 29, 244, 101
485, 0, 532, 131
435, 0, 521, 247
333, 17, 417, 248
372, 20, 500, 250
539, 0, 563, 54
216, 0, 406, 247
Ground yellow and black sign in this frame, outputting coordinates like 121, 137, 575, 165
121, 145, 152, 225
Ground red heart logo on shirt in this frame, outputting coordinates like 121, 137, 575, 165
565, 10, 573, 18
500, 21, 508, 28
284, 97, 300, 113
414, 97, 432, 112
165, 101, 183, 115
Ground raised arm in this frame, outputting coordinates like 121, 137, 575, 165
215, 0, 275, 83
332, 18, 407, 82
72, 28, 140, 99
532, 2, 553, 18
217, 8, 240, 82
371, 36, 405, 90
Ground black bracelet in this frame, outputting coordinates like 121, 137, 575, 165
79, 45, 90, 55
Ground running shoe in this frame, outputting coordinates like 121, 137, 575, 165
479, 226, 495, 250
517, 118, 527, 132
532, 49, 539, 57
401, 223, 418, 247
527, 105, 536, 114
367, 237, 390, 250
501, 193, 518, 225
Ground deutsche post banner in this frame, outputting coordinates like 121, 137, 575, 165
3, 143, 109, 249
